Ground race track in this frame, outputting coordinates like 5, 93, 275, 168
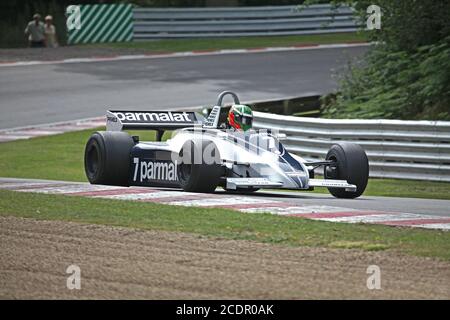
0, 46, 367, 129
1, 178, 449, 230
243, 190, 450, 217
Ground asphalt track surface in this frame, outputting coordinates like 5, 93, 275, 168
0, 46, 367, 129
239, 190, 450, 218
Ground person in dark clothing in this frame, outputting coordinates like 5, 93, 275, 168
25, 13, 46, 48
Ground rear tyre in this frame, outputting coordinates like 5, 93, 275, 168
177, 140, 222, 193
84, 131, 135, 186
324, 142, 369, 199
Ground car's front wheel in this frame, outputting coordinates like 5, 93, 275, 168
324, 142, 369, 199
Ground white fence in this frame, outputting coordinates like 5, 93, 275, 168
253, 112, 450, 182
133, 4, 360, 39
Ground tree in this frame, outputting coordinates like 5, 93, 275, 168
321, 0, 450, 120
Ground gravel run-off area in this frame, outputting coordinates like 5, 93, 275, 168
1, 216, 449, 299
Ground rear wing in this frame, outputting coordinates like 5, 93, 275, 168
105, 92, 240, 140
106, 110, 201, 141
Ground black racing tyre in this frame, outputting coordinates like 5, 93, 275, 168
84, 131, 135, 186
177, 140, 222, 193
324, 142, 369, 199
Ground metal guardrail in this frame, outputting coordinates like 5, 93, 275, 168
253, 112, 450, 182
133, 4, 360, 39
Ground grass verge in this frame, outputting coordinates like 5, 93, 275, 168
0, 128, 449, 200
0, 128, 156, 182
86, 33, 367, 53
1, 189, 449, 260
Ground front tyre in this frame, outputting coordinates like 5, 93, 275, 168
324, 142, 369, 199
177, 140, 222, 193
84, 131, 135, 186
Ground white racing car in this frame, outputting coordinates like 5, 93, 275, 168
84, 91, 369, 198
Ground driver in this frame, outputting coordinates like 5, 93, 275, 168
227, 104, 253, 131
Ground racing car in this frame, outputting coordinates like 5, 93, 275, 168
84, 91, 369, 198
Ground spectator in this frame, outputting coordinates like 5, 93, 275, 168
44, 15, 58, 48
25, 13, 46, 48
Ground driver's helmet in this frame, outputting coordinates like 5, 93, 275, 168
227, 104, 253, 131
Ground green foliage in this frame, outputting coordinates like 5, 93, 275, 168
321, 0, 450, 120
323, 38, 450, 120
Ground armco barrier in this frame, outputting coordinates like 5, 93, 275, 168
133, 4, 360, 39
67, 4, 133, 45
253, 112, 450, 182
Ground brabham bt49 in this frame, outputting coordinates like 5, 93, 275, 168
84, 91, 369, 198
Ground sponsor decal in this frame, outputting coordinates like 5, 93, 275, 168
112, 111, 195, 123
133, 158, 178, 182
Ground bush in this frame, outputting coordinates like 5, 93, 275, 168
321, 0, 450, 120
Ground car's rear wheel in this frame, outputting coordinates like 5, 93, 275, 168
324, 142, 369, 199
177, 140, 222, 193
84, 131, 135, 186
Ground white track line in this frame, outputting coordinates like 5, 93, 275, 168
413, 223, 450, 230
98, 190, 197, 200
0, 182, 65, 189
13, 184, 121, 194
0, 117, 104, 143
242, 205, 359, 215
0, 43, 370, 68
314, 213, 439, 223
167, 197, 269, 207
